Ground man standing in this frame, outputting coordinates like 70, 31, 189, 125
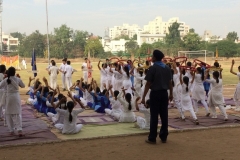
21, 58, 27, 70
48, 60, 59, 89
82, 58, 88, 83
142, 50, 173, 144
64, 60, 74, 91
59, 58, 67, 91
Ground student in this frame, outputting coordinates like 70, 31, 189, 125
48, 61, 59, 89
230, 59, 240, 111
192, 67, 210, 116
104, 85, 122, 120
180, 69, 199, 125
53, 91, 85, 134
70, 80, 83, 99
21, 58, 27, 70
131, 66, 144, 97
122, 65, 132, 94
135, 99, 150, 130
203, 73, 211, 97
205, 70, 228, 120
111, 64, 123, 91
64, 60, 74, 91
0, 67, 25, 136
59, 58, 67, 91
82, 58, 88, 83
0, 65, 6, 120
97, 60, 108, 92
78, 78, 93, 107
117, 88, 136, 123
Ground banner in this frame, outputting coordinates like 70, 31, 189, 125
1, 55, 20, 69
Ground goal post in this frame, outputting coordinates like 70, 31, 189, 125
178, 50, 214, 63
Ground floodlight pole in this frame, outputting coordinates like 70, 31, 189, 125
46, 0, 50, 65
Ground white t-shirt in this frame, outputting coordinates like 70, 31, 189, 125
49, 66, 59, 77
22, 60, 26, 65
59, 63, 66, 74
82, 62, 87, 71
64, 65, 73, 78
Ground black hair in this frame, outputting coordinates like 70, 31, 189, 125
62, 58, 67, 61
35, 81, 41, 89
146, 60, 149, 66
213, 71, 219, 83
125, 93, 132, 110
214, 62, 219, 68
176, 62, 180, 67
196, 67, 204, 81
186, 62, 192, 67
52, 61, 56, 66
84, 58, 88, 60
7, 67, 16, 84
76, 80, 80, 85
113, 62, 118, 67
58, 93, 64, 100
48, 91, 53, 97
153, 50, 164, 61
124, 65, 130, 78
171, 69, 175, 87
102, 89, 108, 95
43, 87, 49, 94
96, 87, 101, 93
181, 69, 186, 75
67, 61, 71, 65
238, 66, 240, 71
183, 76, 189, 92
0, 65, 6, 73
51, 60, 54, 63
67, 101, 74, 123
114, 90, 119, 97
146, 99, 150, 108
144, 69, 149, 75
166, 63, 172, 69
106, 59, 109, 61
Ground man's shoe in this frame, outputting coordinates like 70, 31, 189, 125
145, 140, 156, 144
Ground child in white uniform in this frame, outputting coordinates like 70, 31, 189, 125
180, 70, 199, 125
135, 99, 150, 130
116, 89, 137, 123
98, 60, 108, 92
82, 58, 88, 83
0, 67, 25, 136
48, 61, 59, 89
111, 65, 123, 91
64, 61, 74, 91
0, 65, 6, 120
230, 59, 240, 111
205, 70, 228, 120
105, 86, 122, 120
192, 67, 210, 116
53, 91, 85, 134
59, 58, 67, 91
122, 65, 132, 94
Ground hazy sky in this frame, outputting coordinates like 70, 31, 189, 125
3, 0, 240, 37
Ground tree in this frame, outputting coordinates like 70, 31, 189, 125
216, 40, 238, 58
72, 30, 89, 57
165, 22, 181, 45
226, 31, 238, 42
18, 30, 46, 57
52, 24, 74, 58
84, 37, 104, 58
125, 40, 139, 60
9, 45, 18, 52
138, 43, 153, 57
10, 32, 26, 44
2, 43, 8, 51
114, 35, 130, 40
183, 30, 201, 51
132, 34, 137, 40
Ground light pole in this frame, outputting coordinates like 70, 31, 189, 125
46, 0, 50, 65
0, 0, 3, 53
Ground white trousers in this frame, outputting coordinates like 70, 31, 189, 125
65, 77, 72, 91
55, 124, 83, 134
83, 71, 88, 83
209, 105, 228, 118
192, 99, 209, 114
50, 76, 57, 89
6, 114, 22, 132
183, 107, 197, 120
47, 112, 58, 123
61, 74, 66, 89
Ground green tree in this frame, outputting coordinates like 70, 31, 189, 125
183, 29, 201, 51
138, 43, 153, 57
125, 40, 139, 60
114, 35, 130, 40
10, 32, 26, 44
84, 37, 104, 58
165, 22, 181, 45
9, 45, 18, 52
51, 24, 73, 58
72, 30, 89, 57
2, 43, 8, 51
132, 34, 137, 40
226, 31, 238, 42
18, 30, 46, 57
216, 40, 238, 58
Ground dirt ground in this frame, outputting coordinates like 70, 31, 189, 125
0, 127, 239, 160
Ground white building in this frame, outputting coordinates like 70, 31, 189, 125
137, 33, 165, 46
109, 24, 143, 39
201, 30, 223, 43
2, 32, 19, 52
143, 16, 190, 37
102, 38, 130, 54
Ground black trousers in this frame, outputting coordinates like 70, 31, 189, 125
148, 90, 169, 142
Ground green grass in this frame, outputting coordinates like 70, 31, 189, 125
17, 61, 239, 87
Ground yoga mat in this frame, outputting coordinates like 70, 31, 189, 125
0, 105, 59, 146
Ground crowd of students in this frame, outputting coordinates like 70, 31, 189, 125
1, 55, 240, 137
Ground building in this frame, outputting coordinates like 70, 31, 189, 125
143, 16, 190, 37
2, 32, 19, 52
201, 30, 223, 43
102, 37, 129, 54
137, 33, 165, 46
109, 24, 143, 39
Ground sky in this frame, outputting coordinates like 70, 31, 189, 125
3, 0, 240, 38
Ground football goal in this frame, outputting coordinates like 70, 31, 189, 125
178, 50, 215, 63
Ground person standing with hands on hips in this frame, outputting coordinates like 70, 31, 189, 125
142, 50, 173, 144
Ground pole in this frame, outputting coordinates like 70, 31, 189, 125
46, 0, 50, 65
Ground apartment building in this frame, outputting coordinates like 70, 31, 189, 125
2, 33, 19, 52
109, 24, 143, 39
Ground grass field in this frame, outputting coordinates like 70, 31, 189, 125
16, 60, 240, 87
